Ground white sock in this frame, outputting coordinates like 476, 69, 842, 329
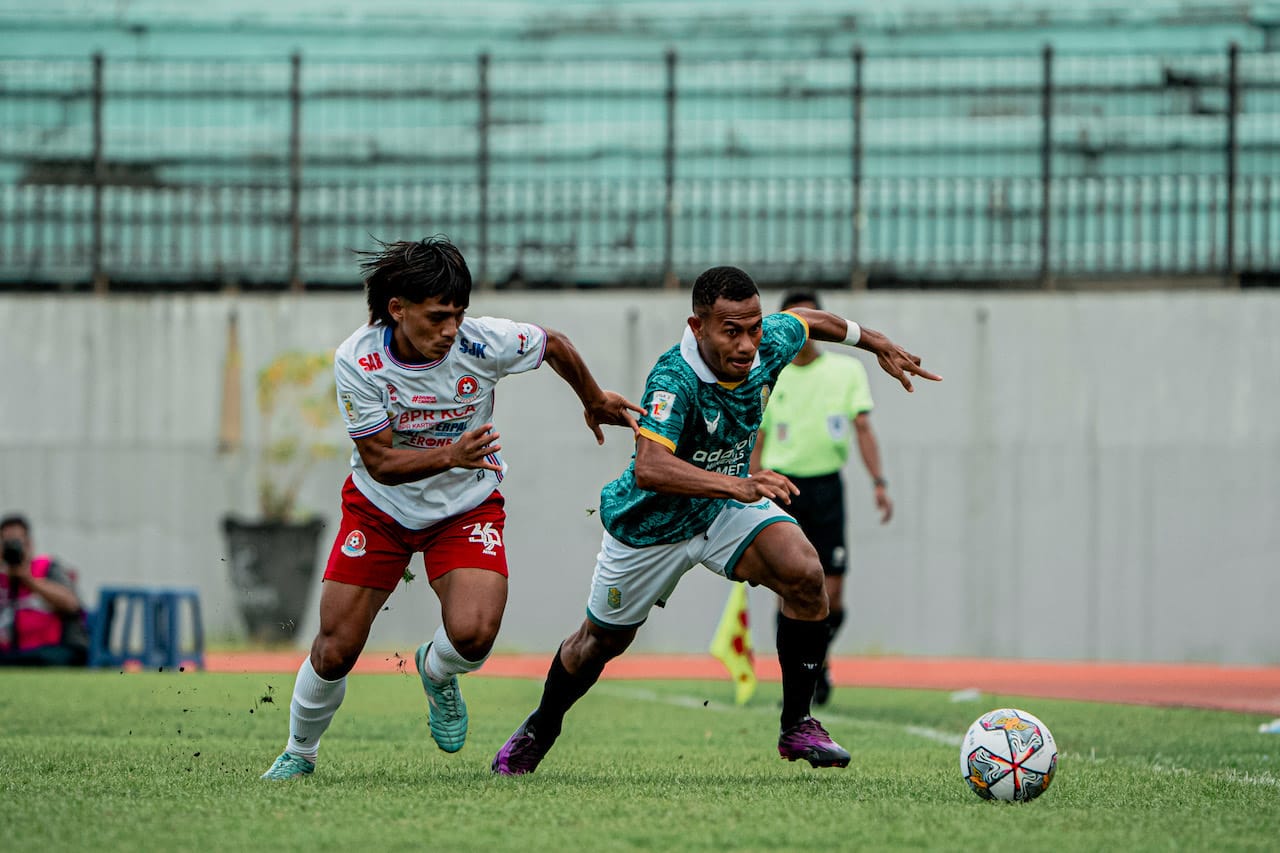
424, 624, 489, 682
284, 657, 346, 760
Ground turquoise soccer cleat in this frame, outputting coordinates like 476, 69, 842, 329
416, 642, 469, 753
260, 751, 315, 781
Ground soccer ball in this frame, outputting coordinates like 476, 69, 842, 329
960, 708, 1058, 802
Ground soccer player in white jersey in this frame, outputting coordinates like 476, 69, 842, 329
262, 236, 643, 780
491, 266, 939, 776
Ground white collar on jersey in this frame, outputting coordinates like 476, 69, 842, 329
680, 325, 760, 384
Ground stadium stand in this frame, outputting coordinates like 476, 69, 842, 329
1, 1, 1277, 288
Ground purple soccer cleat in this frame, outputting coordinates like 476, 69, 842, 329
491, 716, 555, 776
778, 716, 851, 768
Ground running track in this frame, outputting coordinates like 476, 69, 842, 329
204, 652, 1280, 716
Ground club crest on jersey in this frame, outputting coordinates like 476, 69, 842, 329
341, 530, 367, 557
340, 392, 357, 422
454, 374, 481, 403
649, 390, 676, 422
760, 385, 771, 412
703, 409, 721, 434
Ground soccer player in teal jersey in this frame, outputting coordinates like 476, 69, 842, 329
492, 266, 940, 775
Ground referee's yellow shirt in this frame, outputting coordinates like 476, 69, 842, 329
759, 351, 874, 478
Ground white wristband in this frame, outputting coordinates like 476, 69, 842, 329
841, 320, 862, 347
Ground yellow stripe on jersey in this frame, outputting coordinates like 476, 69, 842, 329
638, 428, 677, 452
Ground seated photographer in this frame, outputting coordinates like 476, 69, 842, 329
0, 514, 89, 667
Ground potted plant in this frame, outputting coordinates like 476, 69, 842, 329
222, 349, 342, 644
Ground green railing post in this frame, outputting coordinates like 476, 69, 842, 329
478, 52, 491, 289
91, 52, 106, 294
662, 48, 678, 289
851, 46, 866, 290
1039, 44, 1054, 290
287, 52, 303, 292
1226, 42, 1240, 283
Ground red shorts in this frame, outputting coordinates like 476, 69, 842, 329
323, 476, 509, 592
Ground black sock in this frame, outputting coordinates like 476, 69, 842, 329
776, 614, 829, 729
823, 609, 846, 666
527, 644, 605, 740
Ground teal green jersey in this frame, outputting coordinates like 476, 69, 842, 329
600, 311, 809, 547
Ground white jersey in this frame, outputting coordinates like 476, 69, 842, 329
334, 316, 548, 529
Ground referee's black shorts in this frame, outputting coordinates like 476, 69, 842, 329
777, 470, 847, 576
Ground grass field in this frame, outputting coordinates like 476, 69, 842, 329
2, 669, 1277, 852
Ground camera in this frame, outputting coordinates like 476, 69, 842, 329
1, 538, 24, 567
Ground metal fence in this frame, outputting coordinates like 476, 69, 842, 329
0, 46, 1276, 290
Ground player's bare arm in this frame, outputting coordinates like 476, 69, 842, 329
786, 307, 942, 392
541, 327, 645, 444
633, 435, 799, 505
352, 423, 503, 485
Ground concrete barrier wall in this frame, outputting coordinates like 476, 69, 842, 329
1, 290, 1277, 663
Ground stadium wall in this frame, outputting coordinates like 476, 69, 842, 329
1, 290, 1277, 664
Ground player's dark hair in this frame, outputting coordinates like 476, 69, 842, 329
780, 290, 821, 311
692, 266, 759, 316
357, 235, 472, 326
0, 513, 29, 533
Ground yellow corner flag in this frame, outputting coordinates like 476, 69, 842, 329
710, 583, 757, 705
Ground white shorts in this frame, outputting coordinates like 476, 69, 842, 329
586, 498, 797, 629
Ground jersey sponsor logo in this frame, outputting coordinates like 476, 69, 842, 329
454, 374, 481, 403
411, 394, 437, 404
357, 351, 384, 372
649, 390, 676, 422
386, 383, 399, 403
703, 410, 721, 434
397, 405, 477, 429
760, 385, 771, 413
458, 336, 487, 359
465, 521, 503, 556
607, 586, 622, 609
516, 330, 530, 355
690, 436, 752, 476
341, 530, 367, 557
340, 392, 357, 422
431, 421, 469, 435
405, 435, 456, 448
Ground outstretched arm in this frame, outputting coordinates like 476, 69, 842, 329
542, 327, 644, 444
633, 436, 799, 505
786, 307, 942, 392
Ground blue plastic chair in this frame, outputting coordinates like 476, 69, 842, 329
88, 586, 205, 671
